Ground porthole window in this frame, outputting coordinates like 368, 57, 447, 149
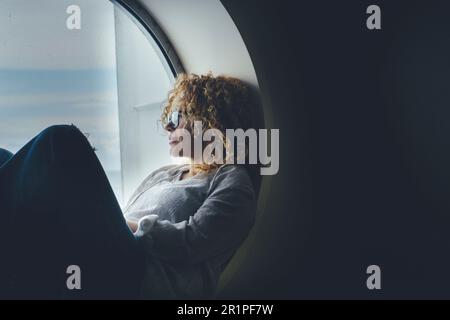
0, 0, 182, 206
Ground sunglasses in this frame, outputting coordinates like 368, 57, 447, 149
167, 110, 181, 129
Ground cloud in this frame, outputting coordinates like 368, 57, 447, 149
0, 68, 117, 95
0, 91, 117, 108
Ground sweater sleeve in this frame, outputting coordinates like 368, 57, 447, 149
134, 165, 257, 265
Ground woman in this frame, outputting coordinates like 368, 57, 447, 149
0, 73, 258, 299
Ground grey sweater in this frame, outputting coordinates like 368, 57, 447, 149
122, 164, 257, 299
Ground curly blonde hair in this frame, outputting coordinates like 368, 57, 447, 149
161, 72, 254, 173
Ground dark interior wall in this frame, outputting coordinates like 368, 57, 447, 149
219, 0, 450, 299
216, 0, 313, 299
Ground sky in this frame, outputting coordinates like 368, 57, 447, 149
0, 0, 123, 200
0, 0, 117, 70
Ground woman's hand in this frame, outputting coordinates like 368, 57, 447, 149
126, 220, 138, 233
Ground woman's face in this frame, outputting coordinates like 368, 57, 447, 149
164, 96, 193, 158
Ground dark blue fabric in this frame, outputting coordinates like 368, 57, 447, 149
0, 125, 145, 299
0, 148, 12, 168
